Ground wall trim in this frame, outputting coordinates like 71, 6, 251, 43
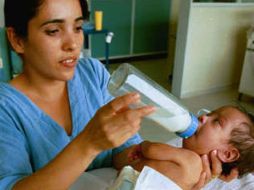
180, 84, 238, 99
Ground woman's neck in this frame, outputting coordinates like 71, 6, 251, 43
10, 72, 67, 102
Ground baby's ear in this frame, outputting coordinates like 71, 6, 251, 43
217, 146, 240, 163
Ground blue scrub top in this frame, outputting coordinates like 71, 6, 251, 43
0, 58, 142, 189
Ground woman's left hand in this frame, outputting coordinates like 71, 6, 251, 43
209, 150, 238, 181
192, 150, 238, 190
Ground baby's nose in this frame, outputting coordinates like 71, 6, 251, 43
198, 115, 206, 124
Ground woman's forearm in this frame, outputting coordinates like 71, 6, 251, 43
13, 132, 100, 190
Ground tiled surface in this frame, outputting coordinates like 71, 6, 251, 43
109, 59, 254, 143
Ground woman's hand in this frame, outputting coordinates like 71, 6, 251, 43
208, 150, 238, 182
81, 93, 155, 154
192, 150, 238, 190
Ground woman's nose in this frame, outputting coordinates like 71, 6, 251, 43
62, 33, 79, 52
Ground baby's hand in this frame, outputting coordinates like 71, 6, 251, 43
128, 144, 143, 162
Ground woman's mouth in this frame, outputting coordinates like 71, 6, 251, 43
60, 57, 77, 67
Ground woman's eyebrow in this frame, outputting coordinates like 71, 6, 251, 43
40, 19, 64, 27
40, 16, 84, 27
75, 16, 85, 22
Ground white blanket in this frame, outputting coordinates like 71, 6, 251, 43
109, 166, 182, 190
134, 166, 182, 190
205, 174, 254, 190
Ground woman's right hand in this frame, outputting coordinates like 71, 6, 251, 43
81, 93, 155, 154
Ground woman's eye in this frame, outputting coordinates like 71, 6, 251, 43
75, 26, 83, 32
45, 29, 59, 36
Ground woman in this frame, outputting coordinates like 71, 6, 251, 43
0, 0, 234, 189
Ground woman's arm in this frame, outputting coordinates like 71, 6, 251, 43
12, 94, 155, 190
13, 133, 99, 190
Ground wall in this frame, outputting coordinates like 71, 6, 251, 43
90, 0, 170, 59
0, 0, 4, 27
172, 2, 254, 98
167, 0, 180, 76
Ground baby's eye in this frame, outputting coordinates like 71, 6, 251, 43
213, 119, 221, 126
207, 112, 213, 117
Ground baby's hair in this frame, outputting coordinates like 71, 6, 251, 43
222, 105, 254, 177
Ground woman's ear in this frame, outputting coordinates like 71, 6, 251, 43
217, 146, 240, 163
6, 27, 25, 54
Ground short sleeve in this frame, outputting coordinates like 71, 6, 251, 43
91, 58, 114, 104
76, 58, 113, 105
0, 105, 32, 189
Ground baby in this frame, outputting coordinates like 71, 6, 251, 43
114, 105, 254, 190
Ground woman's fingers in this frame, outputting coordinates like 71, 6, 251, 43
195, 149, 238, 190
210, 150, 222, 177
192, 153, 218, 190
105, 106, 155, 139
191, 172, 206, 190
84, 93, 155, 151
219, 167, 239, 182
201, 154, 212, 184
210, 150, 238, 182
101, 93, 140, 115
209, 150, 238, 182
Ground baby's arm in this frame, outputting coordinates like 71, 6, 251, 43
140, 141, 188, 162
129, 141, 203, 190
130, 141, 197, 165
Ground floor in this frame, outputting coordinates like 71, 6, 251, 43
108, 58, 254, 143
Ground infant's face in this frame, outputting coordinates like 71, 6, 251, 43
183, 106, 248, 155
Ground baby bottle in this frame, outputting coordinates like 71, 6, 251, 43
108, 63, 199, 138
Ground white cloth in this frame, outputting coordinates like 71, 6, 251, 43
108, 166, 140, 190
108, 166, 182, 190
134, 166, 182, 190
204, 174, 254, 190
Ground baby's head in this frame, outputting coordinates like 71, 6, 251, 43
183, 105, 254, 177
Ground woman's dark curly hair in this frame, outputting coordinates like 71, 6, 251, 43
4, 0, 89, 38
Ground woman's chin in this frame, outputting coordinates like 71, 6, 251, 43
59, 70, 75, 81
